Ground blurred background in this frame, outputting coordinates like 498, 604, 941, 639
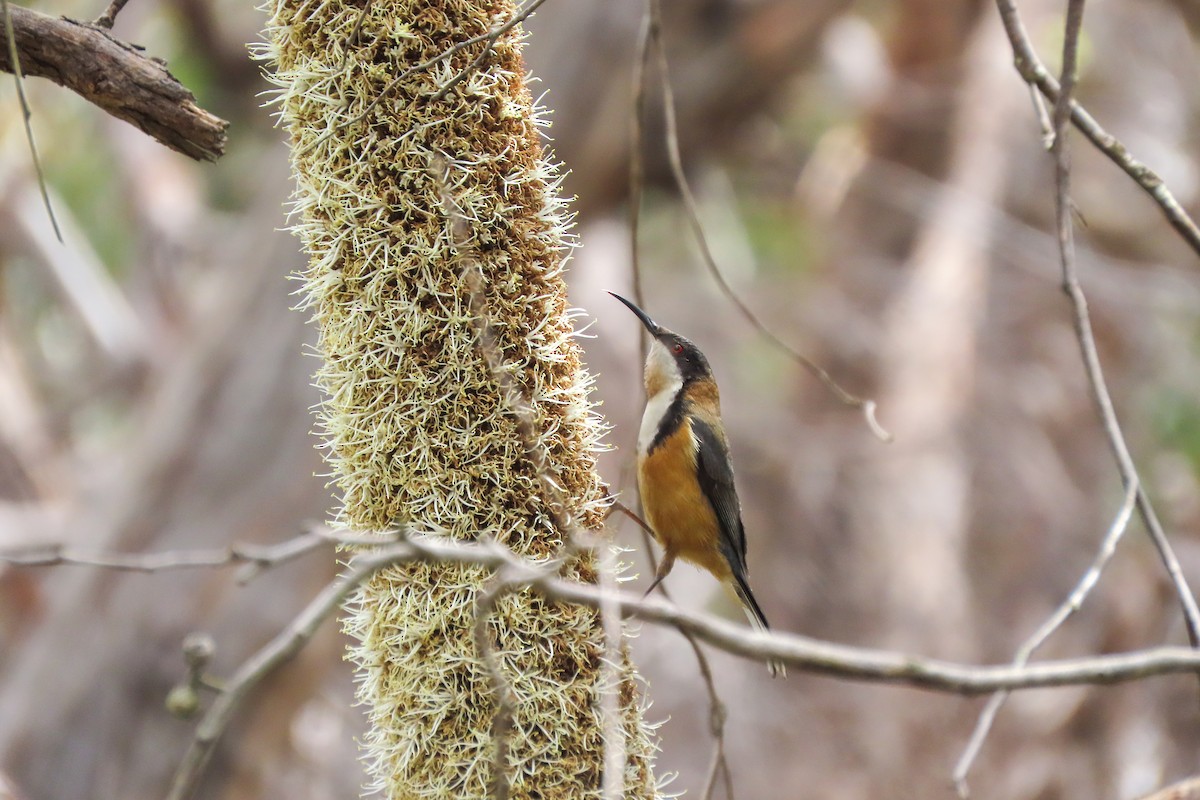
1, 0, 1199, 797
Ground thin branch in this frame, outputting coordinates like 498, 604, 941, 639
27, 529, 1200, 696
93, 0, 131, 29
347, 533, 1200, 692
475, 575, 518, 800
0, 4, 227, 160
617, 499, 734, 800
165, 535, 414, 800
645, 0, 891, 443
0, 529, 330, 583
628, 2, 653, 365
694, 617, 733, 800
994, 0, 1200, 259
1, 0, 61, 241
953, 480, 1139, 797
598, 542, 627, 800
538, 581, 1200, 693
1041, 0, 1200, 653
431, 155, 606, 795
1026, 84, 1054, 149
17, 525, 1200, 800
338, 0, 372, 66
302, 0, 550, 158
430, 154, 580, 544
429, 0, 551, 102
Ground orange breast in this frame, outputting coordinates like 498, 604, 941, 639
637, 420, 731, 581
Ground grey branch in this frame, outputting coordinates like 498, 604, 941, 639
10, 529, 1200, 800
1043, 0, 1200, 659
994, 0, 1200, 258
645, 0, 890, 443
0, 529, 328, 583
352, 534, 1200, 694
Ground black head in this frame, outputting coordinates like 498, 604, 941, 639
608, 292, 713, 385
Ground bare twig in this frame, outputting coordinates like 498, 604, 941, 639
50, 530, 1200, 696
339, 0, 372, 65
429, 0, 551, 102
18, 524, 1200, 800
334, 533, 1200, 692
165, 536, 415, 800
1027, 84, 1054, 149
93, 0, 131, 29
994, 0, 1200, 259
1041, 0, 1200, 654
694, 619, 733, 800
645, 0, 891, 443
303, 0, 550, 157
953, 481, 1139, 797
628, 2, 653, 364
0, 529, 330, 583
474, 576, 518, 800
1, 0, 61, 241
1, 532, 328, 582
0, 4, 227, 160
598, 542, 626, 800
609, 498, 654, 540
432, 155, 611, 795
430, 155, 580, 545
615, 497, 737, 800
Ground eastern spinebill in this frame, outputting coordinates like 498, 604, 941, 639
610, 292, 784, 677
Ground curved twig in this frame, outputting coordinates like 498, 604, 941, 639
646, 0, 891, 442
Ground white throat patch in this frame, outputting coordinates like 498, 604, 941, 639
638, 339, 683, 453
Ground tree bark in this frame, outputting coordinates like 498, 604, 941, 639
0, 4, 227, 161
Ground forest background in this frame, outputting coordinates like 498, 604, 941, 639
1, 0, 1199, 798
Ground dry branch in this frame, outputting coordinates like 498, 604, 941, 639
10, 527, 1200, 800
994, 0, 1200, 258
0, 4, 228, 161
644, 0, 890, 442
1042, 0, 1200, 655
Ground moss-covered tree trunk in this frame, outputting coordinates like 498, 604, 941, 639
262, 1, 659, 797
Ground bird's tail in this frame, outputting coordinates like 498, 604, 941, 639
732, 572, 786, 679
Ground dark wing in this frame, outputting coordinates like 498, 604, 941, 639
691, 416, 748, 576
693, 415, 778, 675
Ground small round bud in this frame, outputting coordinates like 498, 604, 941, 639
165, 684, 201, 719
182, 633, 215, 669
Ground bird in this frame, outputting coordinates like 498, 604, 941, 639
609, 292, 784, 677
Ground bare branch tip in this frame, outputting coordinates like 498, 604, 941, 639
862, 400, 893, 443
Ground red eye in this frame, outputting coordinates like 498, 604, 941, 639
672, 343, 684, 355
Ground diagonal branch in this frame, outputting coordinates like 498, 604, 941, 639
1040, 0, 1200, 654
0, 4, 228, 161
613, 499, 735, 799
645, 0, 891, 443
2, 0, 61, 240
994, 0, 1200, 259
953, 481, 1139, 796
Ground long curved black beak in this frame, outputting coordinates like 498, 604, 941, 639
608, 292, 663, 336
